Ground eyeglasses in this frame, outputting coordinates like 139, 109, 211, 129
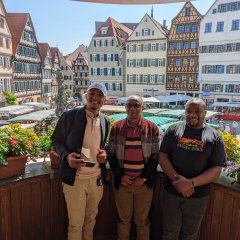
126, 103, 141, 109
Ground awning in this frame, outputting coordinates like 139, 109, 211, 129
211, 102, 240, 108
7, 109, 56, 123
155, 94, 192, 103
22, 102, 50, 108
73, 0, 188, 4
0, 105, 34, 117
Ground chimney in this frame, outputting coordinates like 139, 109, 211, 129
163, 20, 166, 28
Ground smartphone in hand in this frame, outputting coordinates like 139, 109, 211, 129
83, 160, 95, 168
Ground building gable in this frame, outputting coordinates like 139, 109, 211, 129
127, 13, 167, 41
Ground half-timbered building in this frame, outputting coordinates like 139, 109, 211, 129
7, 13, 41, 104
166, 1, 202, 96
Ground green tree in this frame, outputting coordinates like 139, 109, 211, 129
55, 71, 68, 117
4, 91, 17, 105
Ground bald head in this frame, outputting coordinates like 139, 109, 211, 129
185, 98, 206, 110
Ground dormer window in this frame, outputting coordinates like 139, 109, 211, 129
101, 27, 108, 35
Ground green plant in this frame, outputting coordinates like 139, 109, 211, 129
4, 91, 17, 105
0, 123, 41, 166
39, 127, 55, 153
219, 131, 240, 178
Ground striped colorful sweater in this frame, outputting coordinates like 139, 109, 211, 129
108, 117, 159, 188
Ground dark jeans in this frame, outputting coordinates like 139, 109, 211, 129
161, 189, 209, 240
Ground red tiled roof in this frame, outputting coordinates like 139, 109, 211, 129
94, 17, 132, 46
65, 44, 87, 62
38, 43, 50, 63
6, 13, 29, 55
50, 47, 59, 65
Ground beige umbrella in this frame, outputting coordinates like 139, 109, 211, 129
72, 0, 191, 4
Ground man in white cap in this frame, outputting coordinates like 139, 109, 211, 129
52, 82, 110, 240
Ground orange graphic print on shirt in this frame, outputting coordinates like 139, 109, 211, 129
177, 138, 204, 152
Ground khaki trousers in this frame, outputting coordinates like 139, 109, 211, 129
63, 177, 103, 240
114, 184, 153, 240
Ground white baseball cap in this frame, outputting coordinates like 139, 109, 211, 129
87, 82, 107, 96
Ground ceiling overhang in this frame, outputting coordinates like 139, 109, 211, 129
72, 0, 192, 5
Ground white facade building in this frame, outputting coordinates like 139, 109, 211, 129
125, 14, 168, 97
88, 17, 132, 98
199, 0, 240, 105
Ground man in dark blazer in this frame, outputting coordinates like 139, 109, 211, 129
51, 82, 110, 240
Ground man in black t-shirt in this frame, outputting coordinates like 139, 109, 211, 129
159, 98, 226, 240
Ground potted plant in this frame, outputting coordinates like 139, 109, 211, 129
219, 131, 240, 183
0, 123, 41, 179
39, 126, 60, 169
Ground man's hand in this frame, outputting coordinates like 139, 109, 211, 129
172, 175, 194, 197
97, 149, 107, 163
181, 188, 195, 198
121, 175, 135, 186
133, 177, 146, 187
66, 152, 86, 168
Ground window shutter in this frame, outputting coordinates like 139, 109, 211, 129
100, 40, 102, 47
142, 29, 144, 36
94, 40, 96, 47
104, 68, 107, 76
97, 68, 100, 75
97, 54, 100, 61
148, 44, 151, 51
134, 59, 136, 67
156, 43, 159, 51
111, 54, 113, 61
148, 29, 150, 35
164, 43, 166, 51
148, 74, 150, 83
163, 58, 166, 67
120, 83, 122, 91
141, 44, 144, 52
106, 40, 108, 46
104, 54, 107, 62
134, 44, 136, 52
115, 54, 118, 61
127, 45, 129, 52
112, 68, 115, 76
155, 58, 158, 67
90, 54, 92, 62
119, 68, 122, 76
127, 59, 129, 67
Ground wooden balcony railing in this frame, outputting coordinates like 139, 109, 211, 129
0, 162, 239, 240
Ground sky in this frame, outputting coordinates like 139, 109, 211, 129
4, 0, 214, 55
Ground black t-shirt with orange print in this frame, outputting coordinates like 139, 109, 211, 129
160, 124, 226, 198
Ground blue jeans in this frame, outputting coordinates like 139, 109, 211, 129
161, 189, 209, 240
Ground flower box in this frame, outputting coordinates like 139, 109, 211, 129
0, 155, 28, 180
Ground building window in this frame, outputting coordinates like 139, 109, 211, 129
176, 59, 181, 67
151, 44, 156, 51
218, 4, 228, 12
143, 28, 150, 36
183, 41, 189, 49
176, 42, 182, 50
129, 45, 134, 52
0, 37, 3, 47
0, 18, 4, 28
169, 42, 174, 50
136, 44, 141, 52
101, 28, 107, 35
185, 8, 191, 16
190, 41, 197, 49
189, 59, 195, 66
232, 20, 240, 30
183, 59, 188, 66
176, 25, 183, 34
216, 21, 224, 32
205, 23, 212, 33
191, 23, 197, 32
184, 24, 190, 33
